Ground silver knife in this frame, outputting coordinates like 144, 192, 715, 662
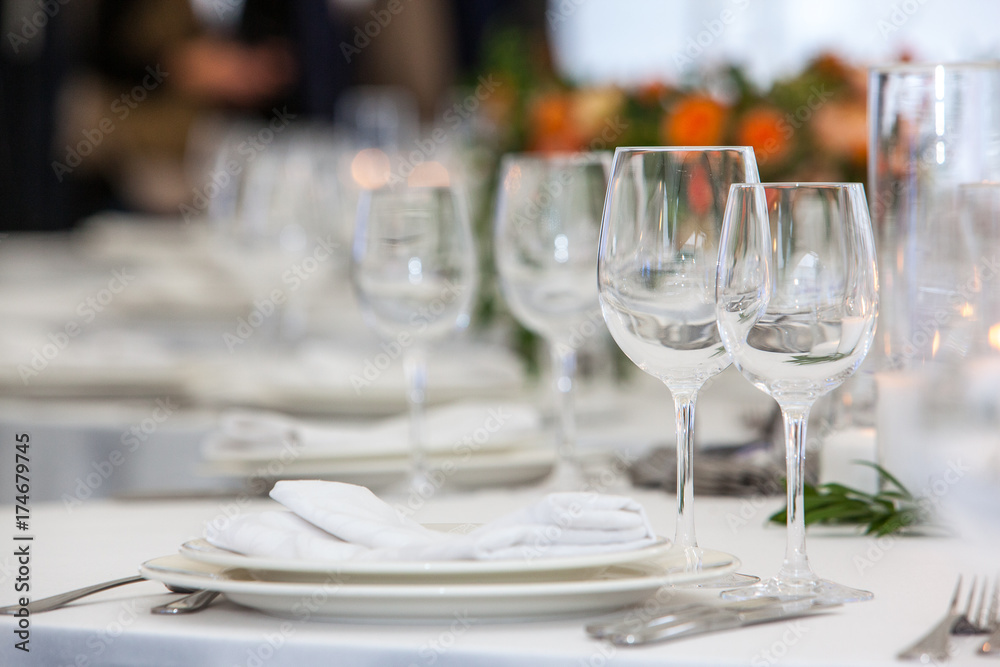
608, 599, 840, 646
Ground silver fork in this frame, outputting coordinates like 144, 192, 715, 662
898, 576, 981, 662
953, 575, 997, 635
0, 576, 197, 615
978, 576, 1000, 655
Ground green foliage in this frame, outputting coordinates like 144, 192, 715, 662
768, 461, 926, 536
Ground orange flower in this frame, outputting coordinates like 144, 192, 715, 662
527, 92, 585, 152
812, 101, 867, 165
635, 81, 671, 107
661, 95, 727, 146
736, 107, 790, 165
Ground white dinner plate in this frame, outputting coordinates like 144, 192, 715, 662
197, 445, 556, 490
140, 551, 740, 621
178, 533, 680, 578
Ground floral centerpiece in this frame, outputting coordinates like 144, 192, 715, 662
469, 30, 869, 368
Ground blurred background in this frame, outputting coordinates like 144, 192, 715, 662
1, 0, 1000, 503
3, 0, 1000, 232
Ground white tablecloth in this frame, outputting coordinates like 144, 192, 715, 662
0, 487, 992, 666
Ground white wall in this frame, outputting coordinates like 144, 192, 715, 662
548, 0, 1000, 86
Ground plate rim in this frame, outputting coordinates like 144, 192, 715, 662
179, 534, 676, 576
141, 551, 741, 598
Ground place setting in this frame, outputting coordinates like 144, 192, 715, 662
9, 9, 1000, 663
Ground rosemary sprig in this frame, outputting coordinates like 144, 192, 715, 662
786, 352, 848, 365
767, 461, 926, 536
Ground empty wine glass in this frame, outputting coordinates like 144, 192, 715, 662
494, 152, 611, 479
716, 183, 878, 603
352, 171, 478, 490
598, 146, 759, 577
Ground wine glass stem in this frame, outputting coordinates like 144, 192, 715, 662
779, 404, 813, 581
404, 345, 429, 482
551, 344, 577, 461
673, 390, 698, 549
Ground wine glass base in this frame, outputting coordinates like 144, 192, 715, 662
667, 545, 760, 588
691, 571, 760, 588
720, 575, 873, 604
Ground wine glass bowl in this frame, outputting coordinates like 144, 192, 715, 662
716, 182, 878, 603
598, 146, 759, 564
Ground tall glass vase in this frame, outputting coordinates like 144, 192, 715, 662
869, 63, 1000, 492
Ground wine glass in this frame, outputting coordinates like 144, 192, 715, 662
352, 173, 478, 490
716, 183, 878, 603
494, 152, 611, 479
597, 146, 759, 577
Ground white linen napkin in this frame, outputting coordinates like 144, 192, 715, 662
205, 480, 658, 561
202, 401, 541, 462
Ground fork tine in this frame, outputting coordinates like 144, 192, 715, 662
965, 576, 978, 618
976, 577, 990, 628
989, 576, 1000, 630
950, 575, 964, 613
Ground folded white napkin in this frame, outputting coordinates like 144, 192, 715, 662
203, 401, 541, 461
205, 481, 658, 561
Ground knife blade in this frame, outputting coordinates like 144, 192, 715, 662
608, 598, 840, 646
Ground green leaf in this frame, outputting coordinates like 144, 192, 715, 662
767, 462, 927, 536
786, 352, 848, 365
853, 460, 913, 499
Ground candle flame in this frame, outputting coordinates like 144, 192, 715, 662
961, 302, 975, 318
989, 323, 1000, 352
351, 149, 391, 189
407, 161, 450, 187
931, 330, 941, 357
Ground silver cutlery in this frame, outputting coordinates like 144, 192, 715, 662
954, 575, 998, 635
898, 575, 994, 662
586, 597, 839, 646
0, 576, 196, 615
150, 589, 221, 615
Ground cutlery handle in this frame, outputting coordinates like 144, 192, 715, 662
0, 575, 145, 615
897, 613, 958, 662
609, 608, 829, 646
151, 589, 220, 615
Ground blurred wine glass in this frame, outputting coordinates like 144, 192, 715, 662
493, 152, 610, 482
352, 167, 478, 490
716, 183, 878, 603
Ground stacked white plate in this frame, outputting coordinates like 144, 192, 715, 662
199, 402, 557, 490
141, 532, 740, 621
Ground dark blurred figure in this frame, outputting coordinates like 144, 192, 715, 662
0, 0, 542, 230
0, 0, 77, 231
